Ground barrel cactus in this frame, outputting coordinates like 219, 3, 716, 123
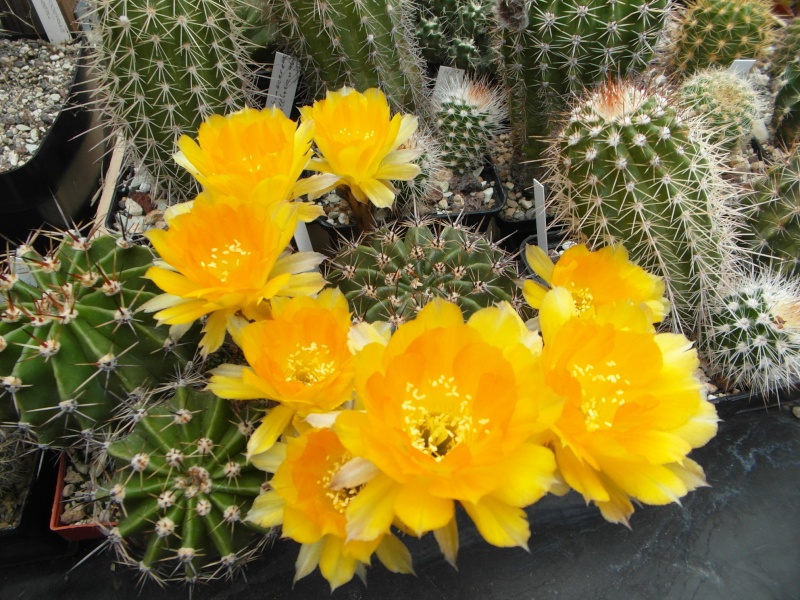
264, 0, 428, 114
670, 0, 776, 74
0, 231, 195, 448
546, 80, 743, 334
772, 17, 800, 146
326, 219, 531, 326
100, 385, 270, 583
415, 0, 495, 72
87, 0, 258, 200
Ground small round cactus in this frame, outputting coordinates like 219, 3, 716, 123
415, 0, 495, 72
100, 385, 270, 583
700, 269, 800, 396
326, 219, 531, 327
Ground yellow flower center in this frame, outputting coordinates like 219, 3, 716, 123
319, 453, 363, 514
569, 285, 595, 313
200, 240, 251, 283
401, 376, 486, 461
571, 361, 629, 432
285, 342, 336, 385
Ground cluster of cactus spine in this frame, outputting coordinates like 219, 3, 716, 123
432, 76, 507, 174
264, 0, 429, 114
546, 80, 743, 334
0, 425, 35, 513
327, 219, 531, 327
678, 67, 763, 152
0, 231, 195, 448
87, 0, 258, 200
415, 0, 495, 72
100, 385, 270, 583
670, 0, 776, 74
745, 149, 800, 276
495, 0, 669, 163
772, 17, 800, 146
700, 269, 800, 396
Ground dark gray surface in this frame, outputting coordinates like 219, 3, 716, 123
2, 402, 799, 599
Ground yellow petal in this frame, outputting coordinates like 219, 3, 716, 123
345, 473, 399, 542
538, 287, 578, 342
433, 517, 459, 569
525, 244, 555, 285
522, 279, 548, 310
461, 495, 530, 549
247, 405, 295, 458
394, 482, 455, 536
319, 535, 360, 592
294, 540, 323, 584
245, 490, 284, 528
199, 309, 233, 356
207, 366, 267, 400
375, 533, 414, 575
249, 441, 286, 473
357, 178, 396, 208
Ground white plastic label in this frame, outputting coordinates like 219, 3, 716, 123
729, 59, 756, 77
266, 52, 301, 118
31, 0, 71, 43
433, 66, 465, 94
532, 179, 548, 253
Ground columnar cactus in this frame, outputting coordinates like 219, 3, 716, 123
327, 219, 531, 326
495, 0, 669, 162
100, 385, 270, 583
0, 231, 195, 448
546, 81, 743, 334
678, 67, 763, 152
745, 150, 800, 276
264, 0, 428, 114
432, 76, 507, 174
415, 0, 495, 72
670, 0, 776, 74
700, 269, 800, 396
88, 0, 257, 200
772, 18, 800, 146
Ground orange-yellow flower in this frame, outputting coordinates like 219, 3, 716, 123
299, 87, 422, 208
208, 288, 356, 457
173, 106, 326, 222
246, 428, 413, 591
333, 300, 559, 564
523, 243, 669, 323
141, 191, 326, 356
538, 288, 719, 525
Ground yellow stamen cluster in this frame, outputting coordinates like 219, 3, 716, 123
285, 342, 336, 385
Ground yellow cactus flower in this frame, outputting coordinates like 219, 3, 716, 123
208, 288, 356, 457
523, 244, 669, 323
246, 428, 413, 591
538, 288, 719, 525
299, 87, 422, 209
333, 300, 559, 564
173, 106, 328, 222
141, 191, 326, 356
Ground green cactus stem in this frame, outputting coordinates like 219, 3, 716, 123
772, 17, 800, 146
415, 0, 495, 72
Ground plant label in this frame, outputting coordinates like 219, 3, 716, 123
266, 52, 301, 118
433, 66, 465, 94
31, 0, 71, 43
532, 179, 548, 253
729, 59, 756, 78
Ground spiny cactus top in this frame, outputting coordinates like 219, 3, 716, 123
415, 0, 495, 72
0, 232, 195, 448
100, 385, 270, 583
88, 0, 257, 200
772, 17, 800, 146
326, 219, 531, 327
546, 80, 743, 334
670, 0, 776, 73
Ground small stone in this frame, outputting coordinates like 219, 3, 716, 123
123, 198, 144, 216
144, 209, 165, 226
519, 199, 533, 210
47, 93, 61, 102
437, 198, 450, 210
505, 181, 515, 190
452, 193, 465, 207
60, 503, 86, 525
62, 483, 75, 498
338, 213, 349, 225
483, 188, 494, 202
507, 199, 518, 208
24, 144, 38, 154
792, 406, 800, 419
64, 468, 83, 484
15, 124, 30, 132
504, 207, 516, 218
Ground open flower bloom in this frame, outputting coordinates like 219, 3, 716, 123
539, 287, 719, 525
246, 428, 413, 591
333, 300, 560, 564
523, 244, 669, 323
299, 87, 422, 208
141, 192, 326, 356
207, 288, 356, 458
173, 106, 326, 222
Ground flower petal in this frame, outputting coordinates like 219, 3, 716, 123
247, 405, 295, 458
461, 495, 530, 549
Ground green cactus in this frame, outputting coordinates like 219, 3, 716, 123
745, 150, 800, 276
700, 269, 800, 396
415, 0, 495, 72
0, 231, 196, 448
326, 219, 531, 327
670, 0, 776, 74
678, 67, 763, 152
100, 385, 270, 583
772, 18, 800, 146
0, 426, 34, 516
546, 80, 743, 334
433, 76, 507, 174
265, 0, 428, 114
495, 0, 669, 163
87, 0, 258, 200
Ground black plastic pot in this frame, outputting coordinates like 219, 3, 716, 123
0, 45, 108, 243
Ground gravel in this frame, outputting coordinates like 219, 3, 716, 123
0, 37, 79, 172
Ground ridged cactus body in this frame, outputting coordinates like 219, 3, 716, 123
671, 0, 775, 73
678, 67, 762, 152
701, 270, 800, 396
266, 0, 428, 113
327, 220, 530, 326
496, 0, 669, 161
415, 0, 494, 72
102, 386, 269, 583
89, 0, 256, 199
547, 82, 741, 333
0, 233, 194, 448
772, 18, 800, 146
